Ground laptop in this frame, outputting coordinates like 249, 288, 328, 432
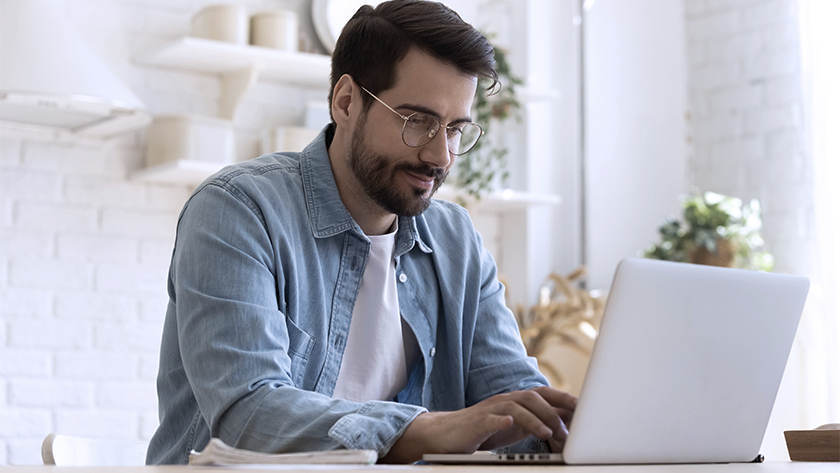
424, 257, 809, 465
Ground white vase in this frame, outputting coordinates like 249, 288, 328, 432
250, 10, 298, 51
190, 5, 248, 44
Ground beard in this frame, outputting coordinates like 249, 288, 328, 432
348, 117, 448, 217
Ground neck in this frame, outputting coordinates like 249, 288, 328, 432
358, 211, 398, 236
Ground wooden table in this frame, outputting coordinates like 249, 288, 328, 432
2, 462, 838, 472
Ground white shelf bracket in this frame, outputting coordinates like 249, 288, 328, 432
219, 65, 260, 121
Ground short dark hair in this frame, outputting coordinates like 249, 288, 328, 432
328, 0, 498, 121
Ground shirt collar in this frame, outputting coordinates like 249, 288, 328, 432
300, 124, 432, 255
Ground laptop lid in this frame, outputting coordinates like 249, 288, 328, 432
562, 258, 809, 464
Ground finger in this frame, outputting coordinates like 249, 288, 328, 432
555, 407, 574, 427
548, 436, 566, 453
491, 398, 556, 440
482, 414, 515, 433
507, 390, 565, 436
531, 386, 578, 411
553, 415, 569, 441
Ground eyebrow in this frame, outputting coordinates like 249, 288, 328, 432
394, 102, 473, 125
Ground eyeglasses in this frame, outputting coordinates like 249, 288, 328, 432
360, 86, 484, 156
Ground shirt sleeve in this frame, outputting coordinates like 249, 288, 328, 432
170, 183, 425, 457
463, 226, 551, 453
464, 230, 550, 405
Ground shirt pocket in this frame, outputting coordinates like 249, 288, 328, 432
285, 318, 315, 387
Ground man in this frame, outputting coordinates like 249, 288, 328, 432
147, 0, 575, 465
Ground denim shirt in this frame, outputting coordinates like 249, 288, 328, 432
146, 126, 549, 464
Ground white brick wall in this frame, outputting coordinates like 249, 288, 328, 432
9, 380, 95, 408
54, 353, 138, 381
8, 319, 92, 350
0, 0, 310, 464
684, 0, 811, 276
0, 350, 51, 378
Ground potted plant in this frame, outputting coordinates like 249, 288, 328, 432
644, 191, 775, 271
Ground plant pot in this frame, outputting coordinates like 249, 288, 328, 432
689, 239, 737, 267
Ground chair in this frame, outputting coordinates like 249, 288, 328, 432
41, 433, 148, 466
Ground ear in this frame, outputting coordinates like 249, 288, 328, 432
331, 74, 358, 129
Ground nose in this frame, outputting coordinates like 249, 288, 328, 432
418, 126, 452, 169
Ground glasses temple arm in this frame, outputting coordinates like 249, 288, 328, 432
360, 86, 410, 121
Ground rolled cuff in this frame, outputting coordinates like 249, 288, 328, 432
328, 401, 427, 456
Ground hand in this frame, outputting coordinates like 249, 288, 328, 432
477, 386, 576, 452
381, 386, 576, 463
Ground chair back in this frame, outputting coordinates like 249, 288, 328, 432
41, 433, 148, 466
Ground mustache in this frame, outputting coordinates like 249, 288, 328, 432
395, 163, 447, 180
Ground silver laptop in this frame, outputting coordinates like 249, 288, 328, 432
424, 258, 809, 465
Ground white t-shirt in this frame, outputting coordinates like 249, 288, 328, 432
332, 225, 419, 402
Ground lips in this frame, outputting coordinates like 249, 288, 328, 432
398, 164, 445, 189
403, 169, 435, 189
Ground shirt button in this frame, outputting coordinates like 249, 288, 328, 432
430, 347, 436, 357
399, 273, 407, 283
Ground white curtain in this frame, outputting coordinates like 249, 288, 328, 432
796, 0, 840, 431
760, 0, 840, 460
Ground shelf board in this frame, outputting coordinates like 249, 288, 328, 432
435, 186, 561, 212
131, 161, 561, 212
131, 160, 225, 186
135, 37, 331, 88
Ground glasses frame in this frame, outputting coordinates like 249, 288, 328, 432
359, 86, 484, 156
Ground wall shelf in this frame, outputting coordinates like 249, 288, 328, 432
131, 159, 224, 186
132, 37, 334, 185
136, 37, 331, 88
135, 37, 331, 120
130, 160, 560, 212
436, 186, 561, 212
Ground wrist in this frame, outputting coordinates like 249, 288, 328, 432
380, 412, 438, 463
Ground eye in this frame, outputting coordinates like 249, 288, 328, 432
446, 125, 464, 138
404, 112, 438, 129
406, 115, 425, 126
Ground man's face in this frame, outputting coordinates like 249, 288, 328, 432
348, 49, 478, 217
348, 113, 448, 216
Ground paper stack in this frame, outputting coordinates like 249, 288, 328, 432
189, 438, 378, 466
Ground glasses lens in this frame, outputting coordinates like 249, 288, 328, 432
401, 112, 483, 155
450, 123, 482, 155
402, 113, 441, 147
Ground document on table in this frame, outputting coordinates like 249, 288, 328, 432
189, 438, 378, 466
